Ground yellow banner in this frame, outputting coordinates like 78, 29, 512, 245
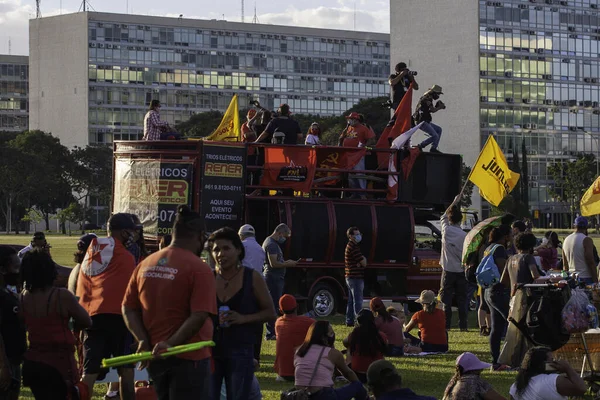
205, 95, 241, 141
469, 135, 520, 206
581, 176, 600, 216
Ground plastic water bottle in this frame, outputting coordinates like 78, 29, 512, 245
219, 305, 230, 328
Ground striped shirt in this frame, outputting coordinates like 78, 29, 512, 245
345, 240, 365, 279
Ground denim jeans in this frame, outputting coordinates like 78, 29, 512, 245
213, 346, 255, 400
418, 122, 442, 150
345, 277, 364, 324
264, 272, 285, 338
220, 375, 262, 400
147, 357, 212, 400
484, 284, 510, 364
439, 270, 468, 330
465, 282, 479, 316
310, 381, 368, 400
348, 156, 367, 196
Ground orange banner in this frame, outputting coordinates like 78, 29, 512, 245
261, 147, 317, 192
315, 148, 367, 186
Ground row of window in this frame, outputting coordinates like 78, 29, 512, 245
480, 31, 600, 56
0, 81, 28, 96
0, 64, 28, 80
480, 80, 600, 103
481, 4, 600, 28
480, 107, 600, 129
480, 55, 600, 80
0, 114, 27, 131
0, 100, 27, 111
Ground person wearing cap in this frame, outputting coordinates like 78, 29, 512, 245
412, 84, 446, 153
255, 104, 303, 144
403, 290, 448, 353
67, 233, 98, 295
18, 232, 49, 259
370, 298, 404, 356
274, 294, 315, 382
367, 359, 436, 400
562, 216, 597, 284
338, 112, 375, 199
76, 213, 139, 399
305, 122, 321, 145
443, 352, 505, 400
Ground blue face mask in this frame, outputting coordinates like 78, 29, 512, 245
354, 234, 362, 243
277, 236, 287, 244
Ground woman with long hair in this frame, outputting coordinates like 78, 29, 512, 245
67, 233, 97, 294
305, 122, 321, 145
343, 309, 388, 382
21, 250, 92, 399
535, 231, 560, 271
294, 321, 367, 400
510, 347, 586, 399
403, 290, 448, 353
210, 227, 276, 400
443, 352, 505, 400
370, 297, 404, 356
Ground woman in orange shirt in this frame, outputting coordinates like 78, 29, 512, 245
404, 290, 448, 353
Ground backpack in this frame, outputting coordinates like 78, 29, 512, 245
475, 244, 501, 287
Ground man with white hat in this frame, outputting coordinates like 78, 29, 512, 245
413, 84, 446, 153
238, 224, 266, 275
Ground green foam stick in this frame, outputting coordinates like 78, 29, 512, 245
102, 341, 215, 368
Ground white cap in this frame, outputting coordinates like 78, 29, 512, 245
238, 224, 255, 236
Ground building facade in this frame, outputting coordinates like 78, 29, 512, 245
29, 12, 390, 148
0, 55, 28, 132
391, 0, 600, 227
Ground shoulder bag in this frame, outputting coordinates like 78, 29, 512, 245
280, 346, 327, 400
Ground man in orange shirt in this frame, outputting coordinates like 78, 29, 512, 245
76, 213, 139, 399
339, 112, 375, 199
274, 294, 315, 382
122, 205, 217, 399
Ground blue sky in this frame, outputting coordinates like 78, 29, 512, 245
0, 0, 390, 55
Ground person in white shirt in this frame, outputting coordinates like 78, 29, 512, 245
562, 216, 597, 284
305, 122, 321, 146
238, 224, 266, 275
18, 232, 48, 259
510, 346, 586, 400
439, 194, 468, 331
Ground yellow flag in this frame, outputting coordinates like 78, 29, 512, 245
468, 135, 520, 206
205, 95, 240, 141
581, 176, 600, 216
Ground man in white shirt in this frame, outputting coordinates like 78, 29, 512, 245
18, 232, 49, 259
439, 195, 468, 331
563, 216, 597, 284
238, 224, 266, 275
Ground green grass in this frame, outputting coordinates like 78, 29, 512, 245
2, 234, 598, 399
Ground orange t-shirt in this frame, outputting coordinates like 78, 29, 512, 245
349, 331, 388, 373
122, 247, 217, 361
76, 237, 136, 316
342, 124, 375, 148
411, 309, 447, 345
274, 314, 315, 377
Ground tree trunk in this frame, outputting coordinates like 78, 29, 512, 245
44, 213, 50, 231
61, 220, 67, 235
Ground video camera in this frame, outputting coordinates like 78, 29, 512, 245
249, 100, 261, 107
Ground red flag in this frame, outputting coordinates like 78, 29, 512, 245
376, 84, 414, 166
401, 147, 422, 181
315, 147, 366, 186
386, 123, 423, 201
261, 147, 317, 192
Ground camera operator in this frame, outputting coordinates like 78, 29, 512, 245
413, 84, 446, 153
389, 62, 419, 110
255, 104, 302, 145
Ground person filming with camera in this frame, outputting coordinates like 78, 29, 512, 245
413, 84, 446, 153
388, 62, 419, 110
255, 103, 302, 145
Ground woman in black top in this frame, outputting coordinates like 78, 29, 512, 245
498, 233, 540, 368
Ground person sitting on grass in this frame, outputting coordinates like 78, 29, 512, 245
509, 347, 587, 400
294, 321, 367, 400
403, 290, 448, 353
367, 359, 436, 400
343, 309, 388, 383
443, 352, 506, 400
274, 294, 315, 382
370, 298, 404, 356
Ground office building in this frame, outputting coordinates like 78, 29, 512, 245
392, 0, 600, 226
0, 55, 28, 132
29, 12, 390, 148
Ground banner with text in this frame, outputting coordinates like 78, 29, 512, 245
113, 159, 194, 236
200, 143, 247, 232
314, 147, 366, 185
261, 146, 317, 192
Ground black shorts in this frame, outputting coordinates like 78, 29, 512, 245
83, 314, 135, 374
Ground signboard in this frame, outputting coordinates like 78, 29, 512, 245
113, 159, 194, 236
200, 143, 246, 232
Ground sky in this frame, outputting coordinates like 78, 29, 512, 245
0, 0, 390, 56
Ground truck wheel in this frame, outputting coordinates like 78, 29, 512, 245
309, 283, 338, 318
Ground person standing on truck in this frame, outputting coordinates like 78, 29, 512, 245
563, 216, 598, 284
388, 62, 419, 110
254, 104, 303, 144
412, 85, 445, 153
263, 224, 297, 340
345, 226, 367, 327
439, 195, 468, 332
143, 100, 170, 141
338, 113, 375, 199
76, 213, 138, 400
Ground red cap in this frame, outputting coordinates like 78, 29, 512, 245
370, 297, 385, 311
279, 294, 297, 312
247, 109, 257, 118
346, 112, 360, 120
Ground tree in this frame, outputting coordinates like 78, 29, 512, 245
57, 202, 85, 235
549, 154, 596, 217
175, 110, 224, 138
21, 208, 44, 233
460, 162, 475, 208
521, 138, 529, 213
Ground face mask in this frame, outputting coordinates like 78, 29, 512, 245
542, 238, 549, 246
3, 272, 20, 287
354, 234, 362, 243
277, 236, 287, 244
